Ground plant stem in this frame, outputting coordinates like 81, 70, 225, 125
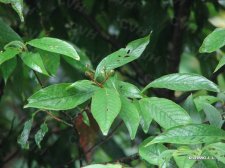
45, 110, 73, 128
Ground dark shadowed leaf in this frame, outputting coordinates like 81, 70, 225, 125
0, 57, 17, 83
0, 18, 21, 48
203, 103, 224, 128
17, 119, 33, 149
35, 122, 48, 148
183, 95, 202, 124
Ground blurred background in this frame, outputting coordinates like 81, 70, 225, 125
1, 0, 225, 167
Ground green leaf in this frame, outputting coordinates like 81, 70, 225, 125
119, 96, 140, 139
0, 57, 17, 83
183, 95, 202, 124
118, 81, 142, 98
202, 150, 219, 168
158, 150, 176, 168
38, 50, 60, 76
83, 164, 122, 168
0, 0, 11, 3
146, 124, 225, 146
0, 18, 21, 48
63, 45, 92, 72
17, 119, 33, 149
95, 34, 150, 78
214, 56, 225, 72
199, 28, 225, 53
141, 97, 192, 129
25, 80, 98, 110
203, 103, 224, 128
204, 142, 225, 164
194, 96, 221, 112
136, 99, 153, 133
0, 47, 20, 65
174, 154, 196, 168
35, 122, 48, 148
91, 88, 121, 135
4, 40, 25, 50
142, 73, 220, 93
139, 137, 167, 165
0, 0, 24, 21
20, 52, 49, 75
27, 37, 80, 60
173, 146, 199, 168
11, 0, 24, 22
82, 112, 90, 126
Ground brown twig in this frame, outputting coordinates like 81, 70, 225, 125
85, 120, 123, 154
45, 110, 73, 128
104, 153, 139, 164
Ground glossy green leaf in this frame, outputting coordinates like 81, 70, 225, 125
0, 18, 21, 48
27, 37, 80, 60
141, 97, 192, 129
84, 164, 122, 168
146, 124, 225, 146
0, 47, 20, 65
199, 28, 225, 53
118, 81, 142, 98
139, 137, 167, 165
214, 56, 225, 72
21, 52, 49, 75
35, 122, 48, 148
204, 142, 225, 164
142, 73, 220, 93
136, 99, 153, 133
183, 95, 202, 124
17, 119, 33, 149
38, 50, 60, 76
203, 103, 224, 128
119, 96, 140, 139
25, 80, 98, 110
0, 57, 17, 83
91, 88, 121, 135
95, 34, 150, 78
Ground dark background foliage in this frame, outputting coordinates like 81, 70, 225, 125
0, 0, 225, 167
